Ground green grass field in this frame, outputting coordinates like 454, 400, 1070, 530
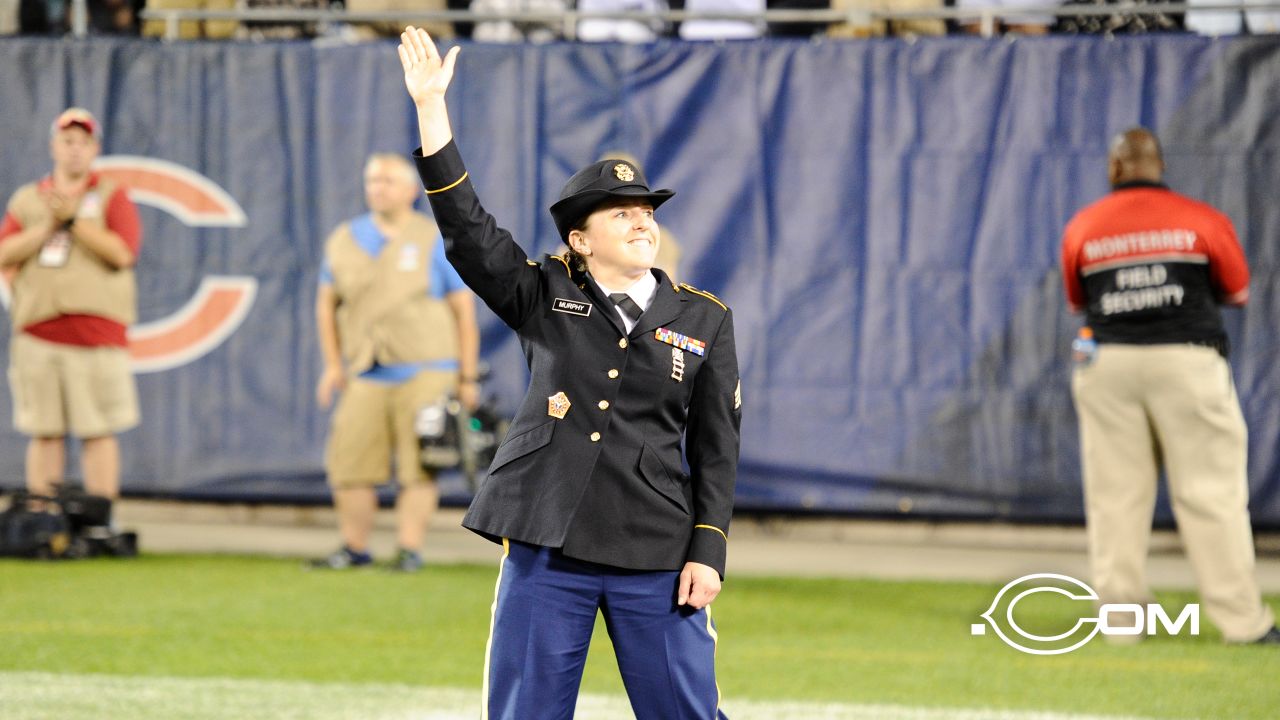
1, 555, 1277, 719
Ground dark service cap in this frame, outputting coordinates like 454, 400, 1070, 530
549, 159, 674, 242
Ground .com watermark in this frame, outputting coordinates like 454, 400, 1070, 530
971, 573, 1199, 655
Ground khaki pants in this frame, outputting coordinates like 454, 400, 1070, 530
342, 0, 453, 40
827, 0, 946, 38
8, 334, 139, 439
1072, 343, 1274, 642
141, 0, 239, 39
325, 370, 455, 488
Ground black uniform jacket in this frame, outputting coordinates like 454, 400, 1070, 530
415, 141, 740, 577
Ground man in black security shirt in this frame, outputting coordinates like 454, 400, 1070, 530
398, 26, 741, 719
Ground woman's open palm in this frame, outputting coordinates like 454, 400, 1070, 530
398, 26, 459, 107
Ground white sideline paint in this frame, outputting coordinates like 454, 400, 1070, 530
0, 672, 1155, 720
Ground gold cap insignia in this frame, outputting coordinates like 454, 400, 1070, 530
614, 163, 635, 182
548, 391, 572, 419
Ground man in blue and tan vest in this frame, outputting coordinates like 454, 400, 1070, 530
313, 153, 479, 572
0, 107, 142, 506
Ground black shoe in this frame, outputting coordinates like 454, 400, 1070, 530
1252, 626, 1280, 645
306, 547, 373, 570
389, 548, 424, 573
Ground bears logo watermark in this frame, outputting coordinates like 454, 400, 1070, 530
1, 156, 257, 374
971, 573, 1199, 655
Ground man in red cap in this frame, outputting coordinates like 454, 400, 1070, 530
0, 107, 143, 505
399, 26, 739, 720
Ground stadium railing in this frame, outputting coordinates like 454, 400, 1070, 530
91, 1, 1280, 41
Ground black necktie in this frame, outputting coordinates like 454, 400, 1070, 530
609, 293, 644, 324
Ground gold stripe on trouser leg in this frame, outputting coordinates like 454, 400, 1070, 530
481, 538, 510, 720
705, 604, 722, 713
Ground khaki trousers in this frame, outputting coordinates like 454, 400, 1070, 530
325, 370, 455, 488
8, 333, 139, 438
827, 0, 946, 37
1072, 343, 1274, 642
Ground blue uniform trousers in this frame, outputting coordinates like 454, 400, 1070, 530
482, 540, 728, 720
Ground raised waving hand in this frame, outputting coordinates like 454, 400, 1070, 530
399, 26, 459, 106
399, 26, 459, 154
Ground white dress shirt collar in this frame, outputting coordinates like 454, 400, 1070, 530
594, 271, 658, 333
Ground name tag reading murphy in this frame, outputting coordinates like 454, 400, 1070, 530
552, 298, 592, 317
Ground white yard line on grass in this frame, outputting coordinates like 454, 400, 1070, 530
0, 672, 1158, 720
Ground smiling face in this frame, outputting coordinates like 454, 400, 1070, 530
568, 199, 660, 280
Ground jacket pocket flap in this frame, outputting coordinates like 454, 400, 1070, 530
638, 444, 690, 514
489, 420, 555, 472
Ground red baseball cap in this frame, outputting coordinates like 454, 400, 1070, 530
51, 107, 101, 141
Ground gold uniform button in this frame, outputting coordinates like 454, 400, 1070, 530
618, 338, 628, 349
608, 369, 619, 379
598, 400, 610, 410
590, 432, 601, 442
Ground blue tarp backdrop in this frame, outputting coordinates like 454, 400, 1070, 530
1, 36, 1278, 522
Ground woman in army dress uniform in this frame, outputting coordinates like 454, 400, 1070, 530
398, 26, 741, 719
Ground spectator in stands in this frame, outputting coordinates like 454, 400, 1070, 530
0, 108, 143, 505
1, 0, 19, 34
342, 0, 453, 42
141, 0, 238, 40
400, 26, 741, 717
17, 0, 66, 33
577, 0, 667, 41
827, 0, 945, 37
311, 153, 480, 573
88, 0, 141, 34
956, 0, 1058, 35
19, 0, 141, 35
1185, 2, 1280, 35
678, 0, 765, 39
237, 0, 323, 40
471, 0, 565, 42
1054, 0, 1181, 34
766, 0, 828, 37
1060, 127, 1280, 646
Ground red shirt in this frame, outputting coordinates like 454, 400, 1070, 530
1061, 182, 1249, 349
0, 172, 142, 347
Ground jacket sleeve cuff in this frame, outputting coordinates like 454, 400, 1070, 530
413, 141, 469, 195
687, 524, 728, 579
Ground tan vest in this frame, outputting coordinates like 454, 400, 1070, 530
325, 213, 458, 375
6, 178, 138, 330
